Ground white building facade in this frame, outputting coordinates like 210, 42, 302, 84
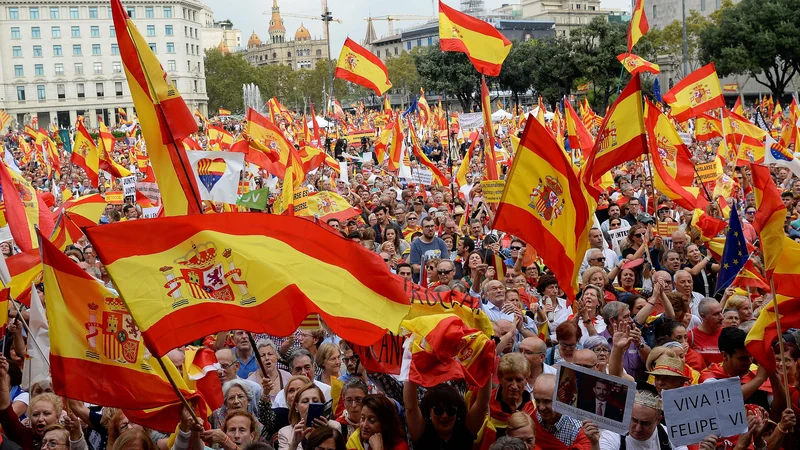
0, 0, 209, 129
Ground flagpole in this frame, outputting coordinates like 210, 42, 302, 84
153, 355, 200, 423
768, 277, 792, 409
246, 331, 270, 379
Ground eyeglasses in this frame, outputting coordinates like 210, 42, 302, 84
383, 258, 390, 262
591, 257, 606, 262
342, 355, 359, 363
590, 347, 610, 354
344, 396, 364, 405
219, 362, 236, 370
407, 217, 418, 220
634, 233, 645, 238
745, 211, 755, 215
519, 349, 546, 356
437, 269, 453, 275
560, 342, 578, 349
432, 405, 458, 417
42, 441, 67, 449
510, 246, 523, 251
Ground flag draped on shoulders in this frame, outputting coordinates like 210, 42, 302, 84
83, 213, 412, 356
437, 0, 511, 76
662, 63, 724, 122
493, 118, 592, 302
111, 0, 202, 216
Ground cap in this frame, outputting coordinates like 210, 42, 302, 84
646, 355, 688, 379
408, 182, 416, 188
428, 207, 438, 215
454, 205, 465, 215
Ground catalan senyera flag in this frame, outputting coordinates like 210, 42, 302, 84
4, 249, 40, 307
83, 213, 412, 356
71, 121, 100, 187
583, 76, 647, 187
695, 113, 723, 141
481, 77, 499, 180
644, 100, 699, 210
628, 0, 649, 52
0, 110, 11, 130
564, 100, 594, 155
617, 53, 659, 76
334, 38, 392, 96
662, 63, 724, 122
0, 163, 54, 252
111, 0, 202, 216
98, 122, 133, 178
418, 89, 431, 126
750, 163, 786, 273
406, 117, 449, 186
438, 0, 511, 76
493, 118, 592, 302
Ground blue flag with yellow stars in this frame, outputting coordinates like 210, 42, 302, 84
715, 204, 750, 295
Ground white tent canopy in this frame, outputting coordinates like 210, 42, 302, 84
529, 108, 554, 121
307, 116, 329, 127
491, 109, 513, 122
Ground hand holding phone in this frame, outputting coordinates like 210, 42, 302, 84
306, 402, 325, 426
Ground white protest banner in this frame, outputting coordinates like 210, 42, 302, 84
339, 161, 349, 184
663, 378, 746, 447
121, 176, 137, 197
404, 169, 433, 186
608, 225, 630, 256
141, 206, 160, 219
457, 112, 484, 130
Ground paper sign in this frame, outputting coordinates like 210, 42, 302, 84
481, 180, 506, 202
663, 378, 747, 447
293, 187, 309, 214
121, 176, 136, 197
141, 206, 160, 219
105, 191, 124, 204
607, 226, 630, 256
405, 169, 433, 186
339, 161, 349, 184
553, 362, 636, 435
695, 162, 717, 183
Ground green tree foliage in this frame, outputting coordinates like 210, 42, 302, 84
412, 45, 482, 111
528, 37, 580, 106
645, 10, 712, 77
497, 42, 534, 104
204, 49, 260, 113
699, 0, 800, 98
385, 51, 421, 109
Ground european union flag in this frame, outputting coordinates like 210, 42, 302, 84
714, 204, 750, 295
402, 97, 418, 118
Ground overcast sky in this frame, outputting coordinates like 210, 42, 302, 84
204, 0, 633, 52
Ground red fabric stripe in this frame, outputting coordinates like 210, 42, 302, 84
334, 68, 386, 97
439, 39, 504, 77
341, 37, 390, 75
438, 1, 511, 45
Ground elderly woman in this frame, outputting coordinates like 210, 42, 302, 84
212, 379, 260, 430
336, 379, 368, 441
570, 284, 606, 344
545, 321, 582, 366
725, 295, 754, 323
298, 329, 326, 358
506, 411, 536, 450
314, 343, 344, 417
583, 336, 611, 374
249, 339, 292, 404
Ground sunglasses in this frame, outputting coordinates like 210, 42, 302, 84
634, 233, 645, 238
592, 257, 606, 262
437, 269, 453, 275
432, 405, 458, 417
383, 258, 390, 262
510, 246, 523, 251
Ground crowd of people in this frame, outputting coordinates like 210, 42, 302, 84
0, 94, 799, 450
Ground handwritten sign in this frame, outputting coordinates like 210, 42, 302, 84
481, 180, 506, 202
607, 226, 630, 256
404, 169, 433, 186
293, 187, 309, 214
105, 191, 124, 204
695, 162, 718, 183
352, 333, 405, 375
663, 378, 746, 447
121, 176, 136, 197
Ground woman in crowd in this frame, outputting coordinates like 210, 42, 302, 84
616, 266, 641, 295
581, 267, 617, 301
382, 225, 410, 256
571, 284, 606, 344
106, 409, 143, 449
249, 340, 292, 404
347, 394, 408, 450
264, 376, 314, 439
291, 426, 346, 450
462, 251, 487, 289
583, 336, 611, 373
336, 379, 368, 442
0, 242, 14, 258
656, 319, 706, 373
111, 429, 157, 450
725, 295, 754, 323
299, 329, 326, 359
212, 379, 259, 430
314, 343, 344, 417
545, 322, 581, 366
505, 412, 536, 450
280, 383, 341, 449
683, 244, 719, 298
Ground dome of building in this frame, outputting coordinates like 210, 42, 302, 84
268, 0, 286, 33
247, 31, 261, 48
295, 24, 311, 41
217, 40, 229, 55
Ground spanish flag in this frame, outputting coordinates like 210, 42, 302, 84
71, 121, 100, 187
57, 193, 108, 228
438, 0, 511, 76
481, 77, 499, 180
418, 89, 431, 126
644, 100, 700, 210
0, 163, 54, 252
627, 0, 649, 51
335, 38, 392, 96
493, 118, 592, 302
771, 237, 800, 297
83, 213, 412, 356
746, 293, 800, 372
231, 108, 281, 173
218, 108, 231, 116
723, 84, 739, 92
0, 288, 8, 338
375, 119, 403, 170
293, 191, 359, 223
111, 0, 202, 216
406, 117, 449, 186
583, 76, 647, 187
751, 164, 786, 273
564, 100, 594, 155
117, 107, 127, 118
3, 249, 40, 306
617, 53, 659, 76
723, 109, 766, 164
456, 131, 479, 187
662, 63, 724, 122
207, 124, 234, 150
695, 114, 723, 141
98, 121, 133, 178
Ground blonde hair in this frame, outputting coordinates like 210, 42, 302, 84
507, 411, 535, 435
28, 393, 62, 416
581, 267, 607, 287
726, 295, 750, 310
497, 352, 529, 378
314, 342, 341, 369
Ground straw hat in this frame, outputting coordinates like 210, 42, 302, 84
646, 355, 689, 379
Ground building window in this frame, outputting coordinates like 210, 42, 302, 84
14, 65, 23, 77
186, 43, 189, 53
108, 7, 112, 18
406, 41, 411, 50
57, 84, 65, 99
12, 46, 21, 57
17, 86, 25, 101
701, 0, 706, 10
52, 26, 60, 38
70, 7, 78, 19
652, 5, 657, 18
92, 44, 101, 55
287, 51, 291, 57
55, 63, 64, 75
168, 60, 176, 71
126, 7, 134, 18
316, 49, 321, 56
73, 44, 82, 56
96, 83, 104, 97
716, 0, 721, 7
50, 7, 59, 19
394, 47, 398, 55
147, 25, 155, 36
184, 26, 188, 36
111, 44, 119, 55
9, 7, 18, 19
113, 61, 121, 73
77, 83, 85, 98
91, 26, 100, 37
194, 80, 198, 92
427, 37, 433, 46
417, 39, 421, 47
165, 25, 173, 36
30, 7, 38, 19
72, 26, 80, 38
30, 27, 39, 38
145, 6, 154, 18
89, 7, 98, 18
94, 62, 102, 74
11, 27, 20, 39
115, 82, 123, 96
110, 26, 115, 37
34, 64, 44, 76
37, 85, 46, 100
53, 45, 62, 56
74, 62, 83, 75
166, 42, 175, 53
149, 43, 157, 53
187, 61, 191, 71
164, 6, 172, 18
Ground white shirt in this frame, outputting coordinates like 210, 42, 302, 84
482, 301, 514, 322
578, 316, 607, 345
548, 297, 571, 340
688, 291, 705, 317
272, 379, 332, 408
525, 364, 557, 393
599, 428, 689, 450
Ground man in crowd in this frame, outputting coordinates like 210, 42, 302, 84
674, 270, 705, 316
580, 228, 618, 274
531, 374, 595, 449
599, 390, 689, 450
518, 336, 556, 393
688, 298, 724, 367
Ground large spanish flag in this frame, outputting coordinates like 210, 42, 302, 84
111, 0, 202, 216
746, 294, 800, 373
481, 77, 499, 180
494, 118, 592, 302
750, 163, 786, 273
617, 53, 659, 76
644, 100, 699, 210
98, 122, 132, 178
0, 163, 55, 252
83, 213, 411, 356
438, 0, 511, 76
772, 237, 800, 297
662, 63, 724, 122
628, 0, 649, 52
71, 121, 100, 187
583, 76, 647, 187
335, 38, 392, 95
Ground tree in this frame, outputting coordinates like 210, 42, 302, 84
204, 48, 259, 113
497, 41, 534, 104
385, 51, 421, 109
699, 0, 800, 98
527, 37, 580, 106
645, 10, 712, 78
412, 45, 482, 110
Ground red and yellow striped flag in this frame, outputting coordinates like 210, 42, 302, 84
564, 100, 594, 155
617, 53, 659, 76
663, 63, 724, 122
71, 121, 100, 187
230, 108, 281, 173
628, 0, 649, 52
438, 0, 511, 76
4, 249, 40, 306
746, 294, 800, 373
407, 117, 449, 186
335, 38, 392, 96
751, 164, 786, 273
695, 114, 723, 141
493, 118, 592, 302
98, 122, 133, 178
481, 76, 499, 180
111, 0, 202, 216
83, 214, 412, 356
0, 110, 11, 130
418, 89, 431, 126
56, 193, 108, 228
723, 109, 766, 164
0, 163, 55, 252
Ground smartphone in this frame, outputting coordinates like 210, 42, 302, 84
306, 402, 325, 425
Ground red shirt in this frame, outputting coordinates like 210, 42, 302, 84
688, 326, 723, 366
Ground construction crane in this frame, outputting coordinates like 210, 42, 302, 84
260, 12, 341, 40
365, 15, 434, 35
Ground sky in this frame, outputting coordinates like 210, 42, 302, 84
204, 0, 633, 53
